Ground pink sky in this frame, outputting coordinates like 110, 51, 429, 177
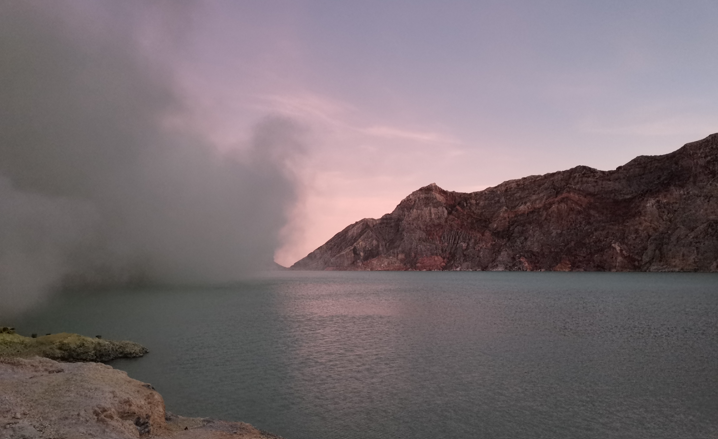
165, 1, 718, 266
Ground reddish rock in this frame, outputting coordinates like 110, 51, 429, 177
416, 256, 446, 271
292, 133, 718, 272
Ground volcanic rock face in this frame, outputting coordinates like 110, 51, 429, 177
292, 133, 718, 272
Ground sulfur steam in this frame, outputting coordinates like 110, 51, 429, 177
0, 2, 304, 317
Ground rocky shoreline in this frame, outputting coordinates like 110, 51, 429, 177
0, 330, 284, 439
0, 328, 148, 362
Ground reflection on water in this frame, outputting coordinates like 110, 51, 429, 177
14, 272, 718, 439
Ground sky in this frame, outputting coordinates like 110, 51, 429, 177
169, 0, 718, 265
2, 0, 718, 287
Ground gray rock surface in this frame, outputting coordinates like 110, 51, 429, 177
0, 356, 284, 439
292, 133, 718, 272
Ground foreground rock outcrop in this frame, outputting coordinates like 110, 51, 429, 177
0, 331, 148, 362
292, 133, 718, 272
0, 356, 282, 439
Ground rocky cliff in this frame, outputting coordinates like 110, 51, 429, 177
292, 133, 718, 272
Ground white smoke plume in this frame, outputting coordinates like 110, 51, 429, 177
0, 1, 304, 317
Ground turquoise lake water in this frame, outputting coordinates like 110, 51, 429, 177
14, 272, 718, 439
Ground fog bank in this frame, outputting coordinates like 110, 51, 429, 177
0, 1, 303, 317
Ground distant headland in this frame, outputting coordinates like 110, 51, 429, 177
292, 133, 718, 272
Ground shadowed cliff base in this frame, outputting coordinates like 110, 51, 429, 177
292, 133, 718, 272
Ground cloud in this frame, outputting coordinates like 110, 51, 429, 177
362, 125, 460, 145
260, 93, 354, 124
0, 1, 304, 318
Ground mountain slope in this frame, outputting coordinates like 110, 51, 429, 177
292, 134, 718, 272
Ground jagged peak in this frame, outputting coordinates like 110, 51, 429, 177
392, 183, 450, 213
417, 182, 446, 192
634, 132, 716, 161
678, 132, 718, 153
694, 132, 718, 143
617, 133, 717, 170
571, 165, 598, 172
401, 183, 448, 200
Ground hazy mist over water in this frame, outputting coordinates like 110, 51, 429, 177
0, 1, 304, 317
